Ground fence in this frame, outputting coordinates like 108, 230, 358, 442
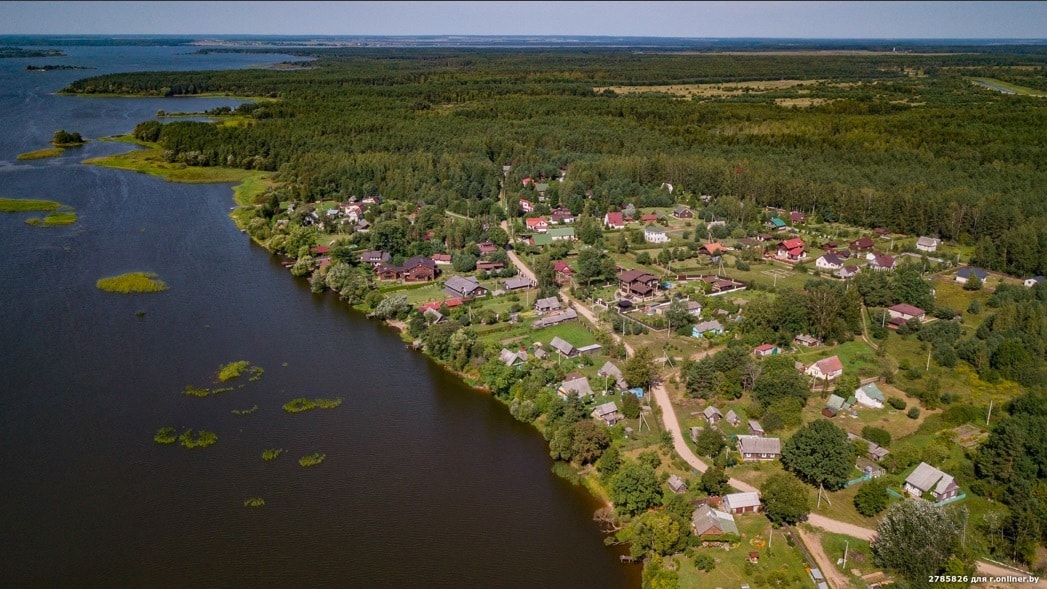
845, 473, 872, 487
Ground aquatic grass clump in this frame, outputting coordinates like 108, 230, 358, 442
247, 366, 264, 382
244, 497, 265, 508
217, 360, 251, 382
282, 397, 343, 413
232, 405, 259, 416
262, 448, 284, 461
0, 197, 62, 212
40, 212, 77, 225
96, 272, 168, 294
298, 452, 326, 467
177, 429, 217, 449
183, 385, 232, 397
153, 427, 178, 444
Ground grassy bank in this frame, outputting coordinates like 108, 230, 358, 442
26, 212, 78, 226
85, 147, 258, 184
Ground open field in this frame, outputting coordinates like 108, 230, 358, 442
594, 79, 830, 99
84, 146, 260, 184
970, 77, 1046, 97
16, 147, 65, 160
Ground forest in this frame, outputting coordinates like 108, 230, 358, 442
63, 46, 1047, 275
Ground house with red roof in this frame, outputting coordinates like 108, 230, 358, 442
754, 344, 780, 357
805, 356, 844, 381
603, 212, 625, 229
525, 217, 548, 233
851, 237, 875, 252
522, 177, 534, 187
519, 198, 534, 213
641, 213, 659, 224
700, 242, 728, 257
888, 303, 926, 323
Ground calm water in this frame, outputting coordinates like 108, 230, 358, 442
0, 45, 637, 588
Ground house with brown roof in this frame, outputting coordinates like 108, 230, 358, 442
550, 208, 575, 224
789, 211, 807, 224
618, 269, 661, 300
641, 213, 659, 224
836, 265, 861, 280
477, 241, 499, 255
403, 256, 439, 282
700, 242, 728, 257
430, 253, 452, 266
673, 206, 694, 219
375, 263, 405, 281
359, 250, 391, 267
476, 260, 505, 272
888, 303, 926, 323
851, 237, 875, 252
806, 356, 844, 381
867, 252, 896, 272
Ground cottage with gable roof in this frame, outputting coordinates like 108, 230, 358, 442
736, 435, 781, 461
591, 401, 621, 426
904, 462, 960, 502
806, 356, 843, 381
691, 504, 739, 538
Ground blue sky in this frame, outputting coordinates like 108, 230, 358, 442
2, 1, 1045, 38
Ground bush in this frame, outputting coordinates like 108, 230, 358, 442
861, 426, 892, 447
692, 552, 716, 572
888, 397, 906, 410
907, 407, 921, 419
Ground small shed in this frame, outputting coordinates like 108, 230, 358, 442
667, 474, 688, 494
724, 409, 741, 427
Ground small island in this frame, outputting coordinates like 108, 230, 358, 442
1, 197, 77, 225
0, 47, 65, 58
26, 64, 93, 71
52, 129, 86, 147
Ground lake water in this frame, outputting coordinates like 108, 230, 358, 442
0, 45, 638, 588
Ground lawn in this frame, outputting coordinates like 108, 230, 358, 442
675, 514, 812, 589
84, 146, 260, 184
796, 340, 880, 379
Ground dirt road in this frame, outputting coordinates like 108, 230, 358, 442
795, 525, 852, 589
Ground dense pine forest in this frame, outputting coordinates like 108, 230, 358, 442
63, 46, 1047, 275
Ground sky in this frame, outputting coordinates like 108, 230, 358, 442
1, 1, 1046, 39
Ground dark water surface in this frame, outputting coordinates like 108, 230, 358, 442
0, 45, 637, 588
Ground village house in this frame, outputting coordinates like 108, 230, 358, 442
904, 462, 960, 502
867, 252, 897, 272
855, 382, 886, 408
725, 409, 741, 427
644, 224, 669, 244
672, 206, 694, 219
699, 242, 728, 257
955, 266, 988, 285
851, 236, 875, 252
823, 393, 856, 417
836, 265, 861, 280
519, 198, 533, 213
888, 303, 926, 325
359, 250, 391, 267
618, 269, 661, 300
476, 260, 505, 272
847, 432, 891, 463
916, 236, 941, 252
550, 208, 575, 224
552, 260, 575, 285
499, 348, 528, 367
1025, 276, 1045, 288
558, 374, 595, 399
722, 491, 762, 514
534, 296, 562, 314
603, 211, 625, 229
550, 336, 578, 358
430, 253, 452, 266
806, 355, 844, 381
477, 241, 499, 256
767, 217, 788, 231
403, 256, 439, 282
815, 253, 844, 271
597, 360, 628, 391
692, 319, 725, 338
736, 435, 782, 461
525, 217, 549, 233
776, 237, 806, 261
502, 276, 534, 291
789, 211, 807, 225
375, 263, 404, 281
794, 333, 822, 347
534, 183, 550, 198
591, 401, 622, 426
691, 504, 739, 539
532, 308, 578, 329
748, 420, 765, 437
753, 344, 780, 358
702, 405, 723, 425
668, 474, 688, 494
443, 275, 487, 298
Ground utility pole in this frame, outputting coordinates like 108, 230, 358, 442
926, 346, 932, 371
986, 399, 993, 426
843, 540, 849, 568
